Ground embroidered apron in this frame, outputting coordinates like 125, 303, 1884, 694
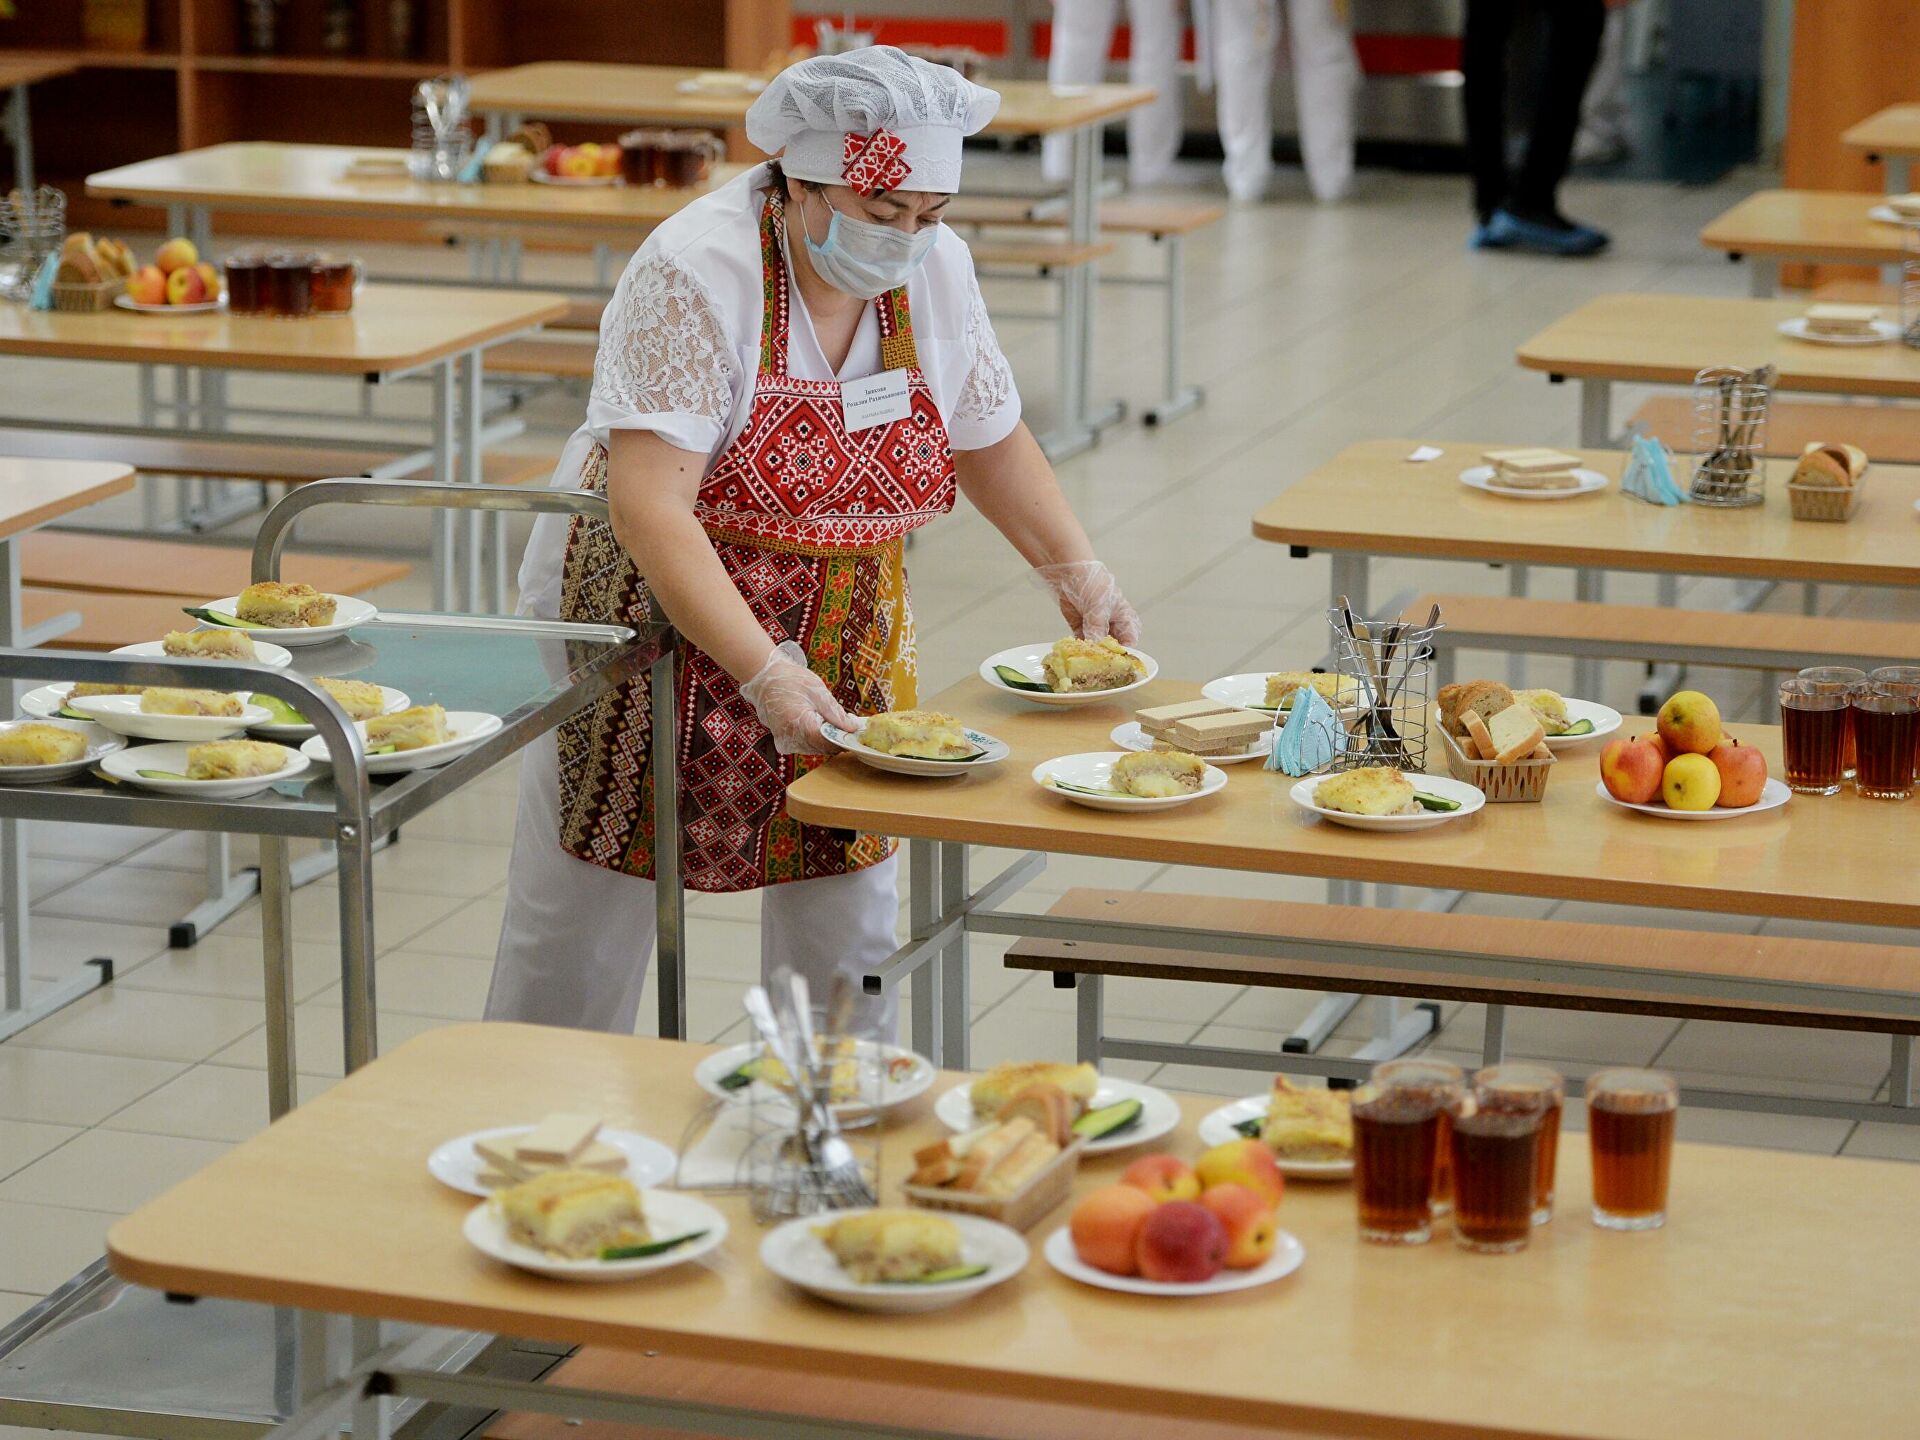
554, 191, 956, 893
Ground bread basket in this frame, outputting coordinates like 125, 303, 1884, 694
1439, 724, 1553, 803
902, 1137, 1083, 1232
1786, 478, 1861, 522
51, 278, 124, 313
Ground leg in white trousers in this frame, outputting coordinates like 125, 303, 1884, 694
485, 726, 902, 1039
1043, 0, 1185, 188
1212, 0, 1278, 201
1282, 0, 1358, 201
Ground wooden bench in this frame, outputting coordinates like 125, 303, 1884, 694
0, 428, 554, 487
23, 588, 226, 650
20, 533, 410, 601
481, 336, 597, 382
1006, 888, 1920, 1122
1629, 393, 1920, 464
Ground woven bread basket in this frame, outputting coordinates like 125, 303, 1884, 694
1439, 723, 1554, 803
901, 1137, 1083, 1232
1786, 479, 1861, 522
51, 278, 124, 313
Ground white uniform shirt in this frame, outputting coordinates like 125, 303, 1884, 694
517, 163, 1022, 618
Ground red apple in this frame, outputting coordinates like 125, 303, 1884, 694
193, 261, 221, 300
542, 144, 566, 176
1199, 1183, 1277, 1269
127, 264, 167, 306
1121, 1153, 1200, 1204
1193, 1138, 1285, 1210
1135, 1201, 1228, 1284
1643, 731, 1676, 767
1601, 737, 1664, 805
1708, 738, 1767, 808
165, 266, 208, 305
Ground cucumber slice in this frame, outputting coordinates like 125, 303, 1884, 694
181, 606, 270, 630
1557, 718, 1595, 737
1233, 1115, 1265, 1140
1045, 778, 1122, 798
256, 694, 306, 726
366, 744, 398, 756
599, 1231, 706, 1261
882, 1263, 991, 1285
136, 769, 192, 781
55, 707, 90, 721
1412, 792, 1462, 813
993, 664, 1052, 693
1072, 1097, 1144, 1140
717, 1058, 763, 1091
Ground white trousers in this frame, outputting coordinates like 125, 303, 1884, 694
1042, 0, 1185, 188
1211, 0, 1358, 202
485, 725, 903, 1038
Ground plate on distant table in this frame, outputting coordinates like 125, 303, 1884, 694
110, 638, 294, 669
528, 170, 623, 187
693, 1039, 935, 1117
464, 1190, 727, 1282
761, 1210, 1027, 1313
934, 1077, 1180, 1155
428, 1124, 677, 1199
1777, 317, 1901, 346
1868, 204, 1920, 227
1541, 698, 1622, 750
1288, 773, 1485, 831
0, 719, 124, 785
1043, 1224, 1305, 1297
249, 685, 411, 742
675, 73, 766, 95
979, 643, 1157, 707
1459, 464, 1609, 500
300, 711, 502, 774
1110, 720, 1273, 765
1197, 1095, 1354, 1179
1594, 776, 1791, 820
100, 740, 307, 798
1033, 751, 1228, 812
819, 721, 1009, 778
65, 692, 268, 742
195, 595, 378, 648
114, 295, 225, 315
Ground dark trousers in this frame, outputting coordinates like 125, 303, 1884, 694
1462, 0, 1607, 222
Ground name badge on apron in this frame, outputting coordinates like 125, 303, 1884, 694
841, 370, 912, 432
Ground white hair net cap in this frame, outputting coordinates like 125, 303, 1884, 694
746, 45, 1001, 194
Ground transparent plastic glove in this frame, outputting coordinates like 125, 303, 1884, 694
738, 641, 861, 756
1031, 560, 1141, 645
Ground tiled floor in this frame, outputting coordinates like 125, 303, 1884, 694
3, 152, 1918, 1335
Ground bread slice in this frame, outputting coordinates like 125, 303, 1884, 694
1793, 444, 1853, 489
1486, 703, 1546, 764
954, 1116, 1036, 1191
1806, 302, 1880, 334
1437, 680, 1516, 739
978, 1132, 1060, 1197
1461, 708, 1497, 761
999, 1082, 1075, 1147
911, 1123, 997, 1187
1484, 447, 1582, 474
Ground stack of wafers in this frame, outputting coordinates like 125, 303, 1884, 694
1135, 699, 1269, 757
1482, 447, 1584, 491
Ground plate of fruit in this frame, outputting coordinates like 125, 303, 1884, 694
1598, 691, 1789, 819
1046, 1143, 1304, 1297
532, 143, 624, 184
116, 237, 224, 313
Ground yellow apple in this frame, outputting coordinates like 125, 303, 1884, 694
1657, 690, 1722, 756
1194, 1138, 1285, 1210
1662, 752, 1721, 811
154, 236, 199, 275
559, 148, 597, 178
127, 264, 167, 306
193, 261, 221, 300
165, 266, 208, 305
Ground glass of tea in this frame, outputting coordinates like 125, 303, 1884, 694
1353, 1061, 1464, 1244
659, 131, 724, 188
1586, 1068, 1678, 1231
264, 249, 315, 318
1851, 685, 1917, 800
310, 254, 359, 313
1374, 1058, 1464, 1217
1778, 678, 1849, 795
1868, 667, 1920, 780
618, 128, 662, 186
1474, 1063, 1564, 1224
223, 248, 269, 314
1799, 666, 1865, 778
1448, 1101, 1542, 1253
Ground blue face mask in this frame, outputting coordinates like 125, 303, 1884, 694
799, 191, 938, 300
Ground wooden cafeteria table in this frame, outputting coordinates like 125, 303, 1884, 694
0, 56, 70, 195
466, 62, 1158, 461
1515, 292, 1920, 446
100, 1023, 1920, 1440
1699, 188, 1918, 295
1842, 102, 1920, 193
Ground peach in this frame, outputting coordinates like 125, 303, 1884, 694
1662, 752, 1721, 811
127, 264, 167, 306
165, 266, 208, 305
1122, 1153, 1200, 1203
1657, 690, 1722, 756
1135, 1200, 1228, 1284
1708, 738, 1767, 808
1069, 1184, 1157, 1276
154, 236, 198, 275
1193, 1138, 1285, 1210
1199, 1183, 1277, 1269
1601, 737, 1664, 805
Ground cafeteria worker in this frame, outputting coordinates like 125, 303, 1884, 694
487, 47, 1140, 1036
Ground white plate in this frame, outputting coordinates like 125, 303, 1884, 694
760, 1210, 1027, 1313
1459, 464, 1609, 499
20, 685, 88, 719
198, 594, 378, 648
1868, 204, 1920, 226
100, 739, 307, 797
1541, 698, 1622, 750
979, 643, 1158, 707
529, 169, 623, 187
1594, 775, 1792, 820
0, 719, 124, 785
819, 721, 1009, 778
1042, 1223, 1304, 1298
1033, 751, 1228, 811
1197, 1095, 1355, 1179
1200, 673, 1359, 717
250, 685, 411, 741
1777, 317, 1902, 345
693, 1039, 935, 1116
66, 692, 270, 742
300, 711, 503, 774
1288, 772, 1486, 831
110, 638, 294, 669
114, 294, 225, 315
675, 74, 766, 95
933, 1077, 1180, 1155
464, 1189, 727, 1282
1110, 720, 1273, 765
428, 1124, 677, 1199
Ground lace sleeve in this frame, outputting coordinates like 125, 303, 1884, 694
951, 267, 1020, 446
590, 253, 736, 435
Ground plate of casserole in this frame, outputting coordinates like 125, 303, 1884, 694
1203, 671, 1361, 715
1033, 750, 1227, 811
1530, 694, 1621, 750
980, 638, 1157, 706
190, 583, 378, 647
465, 1177, 727, 1282
100, 739, 308, 798
934, 1062, 1179, 1155
694, 1038, 935, 1117
760, 1208, 1028, 1313
249, 681, 411, 741
111, 631, 294, 669
1198, 1080, 1355, 1179
0, 719, 124, 784
299, 706, 502, 774
1288, 768, 1484, 831
66, 689, 270, 742
820, 711, 1009, 777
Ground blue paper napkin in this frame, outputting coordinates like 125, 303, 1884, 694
1621, 431, 1687, 506
1267, 685, 1342, 777
27, 252, 58, 311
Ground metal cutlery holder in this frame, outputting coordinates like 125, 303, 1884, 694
409, 75, 473, 183
1326, 608, 1440, 774
1902, 229, 1920, 351
674, 1090, 885, 1226
0, 186, 66, 302
1689, 366, 1771, 507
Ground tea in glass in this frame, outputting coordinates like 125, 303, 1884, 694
1586, 1068, 1678, 1230
1474, 1063, 1564, 1224
1448, 1105, 1541, 1253
310, 254, 359, 313
1868, 667, 1920, 780
659, 131, 722, 188
1799, 666, 1865, 778
1778, 679, 1848, 795
224, 248, 269, 314
1374, 1058, 1463, 1217
264, 250, 315, 317
1851, 687, 1917, 800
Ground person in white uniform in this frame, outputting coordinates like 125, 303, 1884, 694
1204, 0, 1359, 202
486, 47, 1140, 1039
1041, 0, 1185, 188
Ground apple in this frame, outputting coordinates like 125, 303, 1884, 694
1657, 690, 1722, 756
1121, 1153, 1200, 1204
1198, 1183, 1277, 1270
154, 236, 199, 275
1193, 1138, 1285, 1210
542, 144, 567, 176
1135, 1201, 1228, 1284
165, 266, 208, 305
596, 143, 623, 177
1663, 752, 1721, 811
1708, 738, 1767, 808
1644, 731, 1677, 767
127, 264, 167, 306
1068, 1184, 1157, 1276
560, 147, 598, 179
193, 261, 221, 300
1601, 736, 1664, 806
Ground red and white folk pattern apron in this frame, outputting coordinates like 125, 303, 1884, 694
554, 191, 956, 892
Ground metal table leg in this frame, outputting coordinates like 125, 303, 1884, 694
1573, 567, 1606, 698
1505, 563, 1530, 688
259, 835, 298, 1121
430, 361, 457, 611
652, 646, 686, 1041
1888, 156, 1912, 196
1142, 233, 1203, 427
939, 841, 970, 1068
1035, 123, 1102, 461
1748, 258, 1779, 298
460, 351, 486, 614
1578, 377, 1613, 448
336, 813, 378, 1076
907, 838, 937, 1056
